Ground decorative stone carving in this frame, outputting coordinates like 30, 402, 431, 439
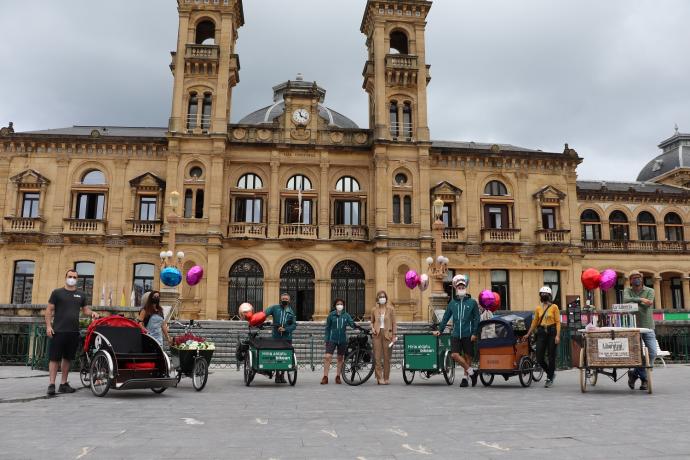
257, 129, 272, 141
354, 132, 368, 144
232, 128, 247, 140
290, 128, 311, 141
329, 131, 344, 144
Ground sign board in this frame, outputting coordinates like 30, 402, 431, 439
612, 303, 638, 313
404, 334, 438, 370
258, 349, 293, 370
597, 338, 630, 358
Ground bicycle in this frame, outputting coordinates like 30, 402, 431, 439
340, 324, 375, 386
169, 319, 213, 391
528, 336, 544, 382
236, 322, 297, 387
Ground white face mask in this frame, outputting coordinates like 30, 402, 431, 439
66, 278, 77, 287
378, 297, 387, 305
335, 304, 344, 312
456, 289, 466, 297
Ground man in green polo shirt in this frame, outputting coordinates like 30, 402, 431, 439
623, 270, 656, 392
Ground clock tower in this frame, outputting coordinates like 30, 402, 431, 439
274, 75, 325, 144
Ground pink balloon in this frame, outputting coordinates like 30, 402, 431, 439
186, 265, 204, 286
405, 270, 419, 289
479, 290, 496, 309
599, 269, 618, 291
418, 274, 429, 292
488, 292, 501, 312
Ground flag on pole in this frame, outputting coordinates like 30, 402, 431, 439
108, 286, 113, 307
120, 287, 126, 307
100, 284, 106, 307
130, 288, 136, 308
297, 187, 303, 224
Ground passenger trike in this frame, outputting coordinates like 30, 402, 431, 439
170, 320, 214, 391
401, 333, 455, 385
235, 323, 297, 386
477, 314, 535, 387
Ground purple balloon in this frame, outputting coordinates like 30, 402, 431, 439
599, 269, 617, 291
405, 270, 419, 289
479, 290, 496, 308
186, 265, 204, 286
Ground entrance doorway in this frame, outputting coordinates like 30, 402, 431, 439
280, 259, 315, 321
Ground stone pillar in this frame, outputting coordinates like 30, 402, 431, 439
592, 287, 601, 309
268, 156, 280, 238
313, 279, 331, 320
318, 156, 329, 239
374, 151, 388, 236
205, 246, 220, 319
682, 276, 690, 310
653, 276, 662, 309
263, 278, 280, 309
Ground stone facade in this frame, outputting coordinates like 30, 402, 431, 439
1, 0, 689, 320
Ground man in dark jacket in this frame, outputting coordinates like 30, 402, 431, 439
433, 274, 480, 387
264, 292, 297, 383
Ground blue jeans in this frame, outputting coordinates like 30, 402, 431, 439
634, 331, 656, 381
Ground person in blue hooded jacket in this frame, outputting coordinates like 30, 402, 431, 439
264, 292, 297, 383
433, 274, 480, 387
321, 298, 356, 385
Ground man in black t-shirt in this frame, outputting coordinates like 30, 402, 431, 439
44, 269, 99, 395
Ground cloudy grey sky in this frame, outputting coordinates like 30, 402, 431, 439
1, 0, 688, 181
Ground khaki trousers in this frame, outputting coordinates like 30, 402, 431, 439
372, 331, 392, 381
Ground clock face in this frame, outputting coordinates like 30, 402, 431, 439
292, 108, 310, 125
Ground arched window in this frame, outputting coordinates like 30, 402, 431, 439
132, 263, 155, 307
331, 260, 366, 320
238, 173, 263, 189
484, 181, 508, 196
664, 212, 684, 241
201, 93, 212, 130
187, 92, 198, 129
637, 211, 657, 241
334, 177, 362, 226
392, 195, 401, 223
389, 101, 399, 138
12, 260, 35, 304
335, 176, 360, 192
228, 259, 264, 318
194, 189, 204, 219
580, 209, 601, 241
402, 102, 412, 140
609, 211, 629, 241
74, 261, 95, 305
82, 170, 106, 185
195, 20, 216, 45
389, 30, 409, 54
403, 195, 412, 224
286, 174, 312, 191
280, 259, 315, 321
184, 189, 194, 218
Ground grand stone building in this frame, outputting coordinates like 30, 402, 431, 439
1, 0, 689, 320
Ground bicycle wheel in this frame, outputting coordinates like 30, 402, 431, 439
442, 351, 455, 385
89, 351, 111, 397
243, 358, 254, 386
342, 349, 374, 386
151, 387, 167, 394
579, 349, 587, 393
287, 353, 298, 386
479, 372, 494, 386
402, 367, 415, 385
192, 357, 209, 391
518, 357, 533, 387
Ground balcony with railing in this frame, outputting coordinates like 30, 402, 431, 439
537, 229, 571, 244
330, 225, 369, 241
385, 54, 419, 87
386, 54, 418, 69
390, 122, 413, 141
63, 219, 106, 235
442, 227, 465, 242
125, 220, 162, 236
583, 239, 689, 253
4, 217, 44, 233
227, 223, 267, 239
280, 224, 318, 240
481, 228, 521, 243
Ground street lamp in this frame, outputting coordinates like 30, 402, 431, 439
427, 197, 449, 317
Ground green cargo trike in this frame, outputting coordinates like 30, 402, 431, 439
402, 333, 455, 385
236, 325, 297, 386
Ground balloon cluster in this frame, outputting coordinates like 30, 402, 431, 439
479, 290, 501, 312
405, 270, 430, 292
237, 302, 268, 327
159, 264, 205, 287
581, 268, 617, 291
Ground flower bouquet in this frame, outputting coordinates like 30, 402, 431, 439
171, 333, 215, 373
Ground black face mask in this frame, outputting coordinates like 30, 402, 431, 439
540, 295, 550, 302
281, 300, 289, 307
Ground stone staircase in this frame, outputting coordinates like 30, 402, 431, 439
168, 320, 434, 369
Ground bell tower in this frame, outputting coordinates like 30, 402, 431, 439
168, 0, 244, 135
361, 1, 432, 142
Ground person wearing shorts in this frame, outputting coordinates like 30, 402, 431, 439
45, 269, 99, 395
321, 298, 356, 384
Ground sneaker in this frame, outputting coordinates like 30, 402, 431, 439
320, 376, 328, 385
544, 379, 553, 388
628, 371, 638, 390
639, 381, 648, 391
58, 382, 76, 394
459, 378, 469, 387
335, 375, 342, 385
47, 384, 56, 396
470, 372, 478, 387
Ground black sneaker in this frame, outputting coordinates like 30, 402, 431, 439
470, 372, 478, 387
639, 381, 648, 391
58, 382, 76, 393
627, 371, 638, 390
47, 384, 56, 396
459, 378, 469, 387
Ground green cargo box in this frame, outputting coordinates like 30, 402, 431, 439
403, 333, 451, 371
252, 348, 295, 371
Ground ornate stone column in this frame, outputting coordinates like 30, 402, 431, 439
682, 276, 690, 310
653, 276, 662, 309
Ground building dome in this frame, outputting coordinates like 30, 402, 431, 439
237, 76, 359, 129
636, 131, 690, 182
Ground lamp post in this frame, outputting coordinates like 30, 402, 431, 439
159, 191, 184, 316
426, 197, 449, 320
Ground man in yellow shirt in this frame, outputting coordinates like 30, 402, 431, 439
524, 286, 561, 388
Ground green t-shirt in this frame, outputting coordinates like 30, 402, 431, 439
622, 286, 655, 330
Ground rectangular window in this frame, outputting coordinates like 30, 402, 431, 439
543, 270, 561, 308
403, 196, 412, 224
610, 224, 629, 241
132, 263, 155, 307
392, 196, 401, 224
74, 262, 95, 305
76, 193, 105, 220
582, 223, 601, 241
11, 261, 35, 304
638, 225, 657, 241
139, 196, 157, 221
21, 193, 40, 218
335, 201, 361, 226
671, 278, 684, 310
665, 226, 684, 241
443, 269, 456, 300
491, 270, 510, 310
614, 277, 625, 304
442, 204, 452, 228
487, 205, 508, 229
285, 198, 312, 224
541, 207, 556, 230
236, 198, 262, 223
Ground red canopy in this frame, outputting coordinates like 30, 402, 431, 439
83, 315, 146, 352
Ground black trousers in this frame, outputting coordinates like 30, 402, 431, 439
535, 329, 557, 380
